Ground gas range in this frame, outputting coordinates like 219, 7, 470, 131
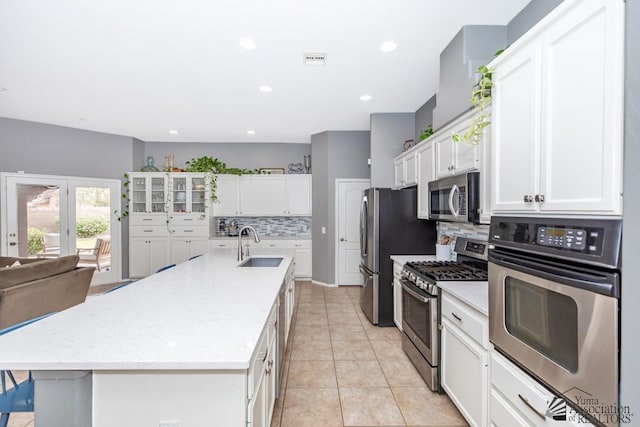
400, 239, 489, 295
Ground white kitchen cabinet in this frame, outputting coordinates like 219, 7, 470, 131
129, 236, 170, 278
170, 237, 208, 264
436, 115, 480, 178
392, 261, 403, 331
169, 173, 208, 216
215, 175, 312, 217
286, 175, 312, 215
129, 173, 168, 216
214, 175, 241, 216
491, 0, 624, 216
394, 151, 418, 188
441, 291, 488, 427
416, 140, 435, 219
284, 265, 295, 346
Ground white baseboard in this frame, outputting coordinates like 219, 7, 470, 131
311, 280, 338, 288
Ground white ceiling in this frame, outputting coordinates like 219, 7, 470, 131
0, 0, 529, 143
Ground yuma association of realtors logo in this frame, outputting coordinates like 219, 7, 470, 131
546, 388, 634, 425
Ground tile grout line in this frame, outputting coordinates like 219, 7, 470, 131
325, 286, 346, 427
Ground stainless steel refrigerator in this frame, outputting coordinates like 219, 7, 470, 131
359, 187, 437, 326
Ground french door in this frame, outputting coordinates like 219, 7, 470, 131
1, 173, 122, 285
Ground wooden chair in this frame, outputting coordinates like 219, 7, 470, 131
77, 238, 111, 271
39, 233, 60, 257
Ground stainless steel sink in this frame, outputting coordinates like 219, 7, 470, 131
238, 257, 283, 267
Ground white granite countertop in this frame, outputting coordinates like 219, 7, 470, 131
0, 251, 293, 371
438, 282, 489, 316
390, 255, 437, 264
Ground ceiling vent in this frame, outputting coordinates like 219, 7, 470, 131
303, 52, 328, 66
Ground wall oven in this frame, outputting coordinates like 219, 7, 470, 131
488, 216, 621, 427
428, 172, 479, 224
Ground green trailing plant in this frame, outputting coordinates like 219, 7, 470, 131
184, 156, 255, 202
451, 48, 505, 146
420, 125, 434, 141
114, 173, 130, 221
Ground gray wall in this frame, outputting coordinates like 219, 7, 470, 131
311, 131, 370, 284
370, 113, 415, 188
144, 142, 310, 172
415, 95, 437, 142
507, 0, 564, 45
432, 26, 507, 130
621, 0, 639, 416
0, 117, 138, 277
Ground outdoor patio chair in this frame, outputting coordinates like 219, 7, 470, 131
39, 233, 60, 257
77, 237, 111, 272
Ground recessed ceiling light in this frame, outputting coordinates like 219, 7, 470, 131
169, 130, 179, 135
379, 41, 397, 52
247, 130, 256, 135
259, 85, 272, 93
238, 38, 256, 50
360, 94, 372, 101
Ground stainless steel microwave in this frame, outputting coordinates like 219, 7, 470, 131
428, 172, 479, 224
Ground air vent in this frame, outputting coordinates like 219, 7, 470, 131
303, 52, 327, 66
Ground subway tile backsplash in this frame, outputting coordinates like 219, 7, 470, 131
212, 216, 312, 238
437, 222, 489, 242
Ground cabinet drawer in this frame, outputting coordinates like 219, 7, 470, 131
491, 350, 554, 426
248, 327, 269, 400
261, 240, 287, 249
171, 225, 209, 237
490, 389, 529, 427
441, 292, 488, 349
129, 216, 167, 226
171, 216, 208, 226
210, 240, 233, 249
130, 226, 169, 237
287, 240, 311, 249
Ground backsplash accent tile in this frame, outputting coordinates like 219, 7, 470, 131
212, 216, 312, 238
437, 222, 489, 242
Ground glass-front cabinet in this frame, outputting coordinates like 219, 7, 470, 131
169, 174, 207, 215
130, 173, 168, 214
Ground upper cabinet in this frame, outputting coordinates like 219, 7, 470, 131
213, 175, 312, 217
417, 141, 435, 219
394, 151, 418, 188
491, 0, 624, 215
129, 173, 168, 215
435, 115, 480, 178
169, 173, 208, 216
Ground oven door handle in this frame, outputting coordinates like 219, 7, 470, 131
489, 250, 619, 298
400, 280, 431, 303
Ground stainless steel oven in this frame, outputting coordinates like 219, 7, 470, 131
428, 172, 479, 224
488, 216, 621, 426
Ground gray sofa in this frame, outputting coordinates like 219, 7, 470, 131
0, 255, 94, 329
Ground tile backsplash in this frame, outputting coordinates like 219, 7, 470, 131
212, 216, 312, 238
437, 222, 489, 261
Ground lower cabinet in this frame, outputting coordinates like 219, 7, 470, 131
129, 237, 170, 278
284, 265, 295, 343
440, 290, 488, 427
170, 238, 208, 264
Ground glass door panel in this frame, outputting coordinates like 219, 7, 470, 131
131, 176, 147, 213
191, 177, 206, 213
151, 177, 166, 213
3, 177, 68, 258
172, 176, 187, 213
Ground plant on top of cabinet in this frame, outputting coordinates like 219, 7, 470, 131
184, 156, 255, 202
451, 49, 504, 146
419, 124, 434, 141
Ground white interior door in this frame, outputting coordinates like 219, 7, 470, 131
336, 179, 369, 285
1, 173, 122, 286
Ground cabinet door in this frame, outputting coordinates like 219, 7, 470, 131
170, 239, 190, 265
129, 238, 150, 278
405, 153, 418, 186
441, 318, 488, 427
260, 177, 287, 215
189, 175, 207, 214
394, 159, 405, 187
214, 175, 240, 216
286, 176, 311, 215
148, 238, 170, 274
538, 0, 623, 214
265, 336, 277, 424
393, 278, 403, 331
417, 142, 435, 219
248, 367, 267, 427
130, 175, 149, 214
436, 134, 455, 178
491, 42, 540, 213
239, 176, 262, 215
171, 175, 189, 215
293, 248, 312, 278
188, 238, 208, 259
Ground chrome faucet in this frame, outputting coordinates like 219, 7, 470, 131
237, 225, 261, 261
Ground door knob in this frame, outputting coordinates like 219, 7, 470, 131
340, 238, 346, 242
9, 242, 17, 246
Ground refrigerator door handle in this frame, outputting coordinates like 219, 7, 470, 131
448, 184, 460, 217
359, 264, 370, 277
360, 195, 368, 257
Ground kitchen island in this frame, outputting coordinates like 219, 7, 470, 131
0, 250, 295, 427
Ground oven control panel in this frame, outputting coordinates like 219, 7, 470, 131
537, 227, 588, 250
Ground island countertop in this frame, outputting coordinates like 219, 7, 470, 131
0, 251, 293, 371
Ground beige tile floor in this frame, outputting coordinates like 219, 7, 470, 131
2, 282, 468, 427
272, 281, 468, 427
